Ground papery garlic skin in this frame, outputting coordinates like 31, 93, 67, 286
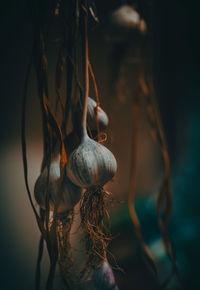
66, 136, 117, 188
34, 159, 82, 213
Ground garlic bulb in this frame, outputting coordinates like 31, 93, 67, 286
66, 134, 117, 188
91, 261, 119, 290
34, 156, 82, 213
78, 261, 119, 290
111, 6, 139, 28
73, 97, 109, 132
105, 5, 146, 43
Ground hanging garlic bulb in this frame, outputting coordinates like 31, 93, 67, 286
91, 261, 119, 290
65, 96, 109, 157
34, 155, 82, 213
77, 260, 119, 290
66, 133, 117, 188
111, 5, 146, 32
73, 97, 109, 133
65, 8, 117, 276
105, 5, 147, 43
66, 7, 117, 192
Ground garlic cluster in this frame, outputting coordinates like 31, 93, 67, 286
34, 155, 82, 213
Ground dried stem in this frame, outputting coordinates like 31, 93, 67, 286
88, 61, 101, 142
55, 45, 65, 118
81, 0, 89, 137
141, 55, 183, 286
145, 92, 183, 286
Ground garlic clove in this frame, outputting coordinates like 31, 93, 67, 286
66, 135, 117, 188
34, 158, 82, 213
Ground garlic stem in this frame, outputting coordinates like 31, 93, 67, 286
82, 0, 89, 138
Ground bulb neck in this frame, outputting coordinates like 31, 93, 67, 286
80, 125, 88, 142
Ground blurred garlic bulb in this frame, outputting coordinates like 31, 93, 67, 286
111, 5, 146, 31
66, 134, 117, 188
73, 97, 109, 132
34, 156, 82, 213
78, 261, 119, 290
105, 5, 146, 43
91, 261, 119, 290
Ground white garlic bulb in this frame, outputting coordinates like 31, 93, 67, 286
66, 134, 117, 188
34, 156, 82, 213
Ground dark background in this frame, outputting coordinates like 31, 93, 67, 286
1, 1, 200, 289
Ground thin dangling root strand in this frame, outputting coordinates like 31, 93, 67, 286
143, 66, 183, 286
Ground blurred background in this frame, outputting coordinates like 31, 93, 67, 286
0, 0, 200, 289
